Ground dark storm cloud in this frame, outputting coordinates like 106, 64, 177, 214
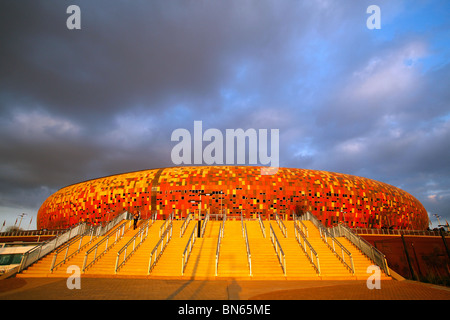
0, 0, 449, 228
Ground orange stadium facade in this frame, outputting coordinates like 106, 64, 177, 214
37, 166, 429, 230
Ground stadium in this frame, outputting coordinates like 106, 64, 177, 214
37, 166, 428, 230
5, 166, 449, 286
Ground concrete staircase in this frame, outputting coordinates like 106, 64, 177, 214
336, 236, 391, 280
115, 220, 165, 276
301, 220, 354, 279
17, 220, 132, 278
217, 221, 251, 279
148, 221, 196, 278
16, 217, 391, 281
246, 221, 285, 279
83, 222, 146, 275
181, 221, 221, 279
271, 221, 319, 279
17, 235, 102, 278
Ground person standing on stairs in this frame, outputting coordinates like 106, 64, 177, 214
133, 211, 140, 230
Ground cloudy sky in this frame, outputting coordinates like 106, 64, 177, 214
1, 0, 449, 230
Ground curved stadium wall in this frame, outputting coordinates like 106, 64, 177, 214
37, 166, 429, 230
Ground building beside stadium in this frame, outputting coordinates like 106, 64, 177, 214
37, 166, 428, 230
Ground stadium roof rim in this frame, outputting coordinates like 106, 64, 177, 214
58, 165, 383, 191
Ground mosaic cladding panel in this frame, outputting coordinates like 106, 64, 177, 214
37, 166, 429, 230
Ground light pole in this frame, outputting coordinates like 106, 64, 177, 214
433, 214, 442, 226
17, 213, 26, 230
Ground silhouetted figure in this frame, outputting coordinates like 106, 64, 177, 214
133, 211, 140, 230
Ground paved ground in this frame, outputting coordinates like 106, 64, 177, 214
0, 276, 449, 300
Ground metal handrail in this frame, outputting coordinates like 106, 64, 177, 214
257, 214, 266, 238
331, 222, 391, 276
160, 212, 174, 237
321, 225, 354, 274
275, 211, 287, 237
244, 223, 252, 276
50, 226, 97, 272
215, 222, 224, 276
181, 223, 198, 275
94, 211, 129, 237
180, 212, 192, 237
223, 212, 227, 235
302, 212, 354, 274
353, 227, 443, 236
294, 222, 320, 275
294, 215, 309, 238
82, 220, 130, 272
200, 212, 210, 238
115, 218, 153, 273
18, 222, 87, 273
0, 229, 64, 238
50, 234, 82, 272
148, 221, 173, 274
215, 213, 227, 276
240, 211, 245, 237
269, 224, 286, 276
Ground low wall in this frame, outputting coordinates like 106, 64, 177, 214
361, 234, 450, 280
